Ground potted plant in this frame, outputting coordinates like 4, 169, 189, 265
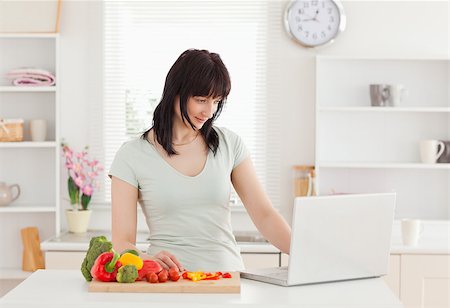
61, 142, 103, 233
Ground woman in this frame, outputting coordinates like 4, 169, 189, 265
109, 49, 291, 272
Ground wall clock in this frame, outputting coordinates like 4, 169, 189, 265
285, 0, 346, 48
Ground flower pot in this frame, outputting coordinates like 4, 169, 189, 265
65, 209, 92, 233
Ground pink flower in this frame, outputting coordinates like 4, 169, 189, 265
89, 160, 99, 167
74, 176, 84, 188
64, 150, 73, 159
62, 142, 103, 207
73, 163, 82, 174
82, 185, 93, 196
65, 162, 73, 170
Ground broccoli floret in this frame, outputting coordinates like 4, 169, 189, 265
81, 236, 113, 281
116, 265, 138, 283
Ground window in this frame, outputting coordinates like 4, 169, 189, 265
96, 1, 280, 208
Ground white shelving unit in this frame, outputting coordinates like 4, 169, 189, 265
319, 106, 450, 113
0, 141, 57, 148
315, 56, 449, 220
319, 162, 450, 170
0, 33, 60, 277
0, 86, 56, 92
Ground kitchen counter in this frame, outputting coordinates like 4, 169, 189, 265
0, 270, 403, 308
389, 220, 449, 254
41, 231, 280, 254
41, 220, 450, 255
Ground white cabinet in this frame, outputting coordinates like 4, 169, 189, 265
45, 251, 281, 270
281, 253, 289, 267
383, 254, 401, 297
401, 255, 450, 308
45, 251, 85, 270
282, 252, 401, 297
241, 253, 279, 270
315, 56, 450, 219
0, 33, 60, 274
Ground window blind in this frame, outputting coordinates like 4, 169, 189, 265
95, 1, 281, 209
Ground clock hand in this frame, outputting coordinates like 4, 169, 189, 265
314, 9, 319, 18
312, 10, 320, 23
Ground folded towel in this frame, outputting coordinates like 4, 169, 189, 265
6, 68, 56, 86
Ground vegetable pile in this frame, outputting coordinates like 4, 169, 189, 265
81, 236, 232, 284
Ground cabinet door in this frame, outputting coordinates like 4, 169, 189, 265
281, 253, 289, 267
45, 251, 86, 269
401, 255, 450, 308
382, 254, 400, 298
241, 253, 279, 270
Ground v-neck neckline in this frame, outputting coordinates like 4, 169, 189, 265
143, 136, 210, 179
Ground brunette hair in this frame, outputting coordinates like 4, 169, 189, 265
142, 49, 231, 156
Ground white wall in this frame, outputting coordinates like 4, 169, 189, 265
58, 0, 449, 231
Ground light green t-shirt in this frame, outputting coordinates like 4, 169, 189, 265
109, 127, 250, 271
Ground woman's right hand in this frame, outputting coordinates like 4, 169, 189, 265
144, 250, 185, 272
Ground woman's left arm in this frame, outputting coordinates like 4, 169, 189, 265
231, 157, 291, 254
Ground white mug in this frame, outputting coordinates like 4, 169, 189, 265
29, 119, 47, 142
388, 84, 408, 106
401, 219, 423, 246
419, 140, 445, 164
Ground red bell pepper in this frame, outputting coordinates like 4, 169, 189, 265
90, 250, 122, 282
222, 272, 232, 278
205, 272, 224, 280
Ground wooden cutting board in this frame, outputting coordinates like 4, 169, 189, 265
88, 272, 240, 293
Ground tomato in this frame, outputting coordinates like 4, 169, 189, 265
169, 271, 180, 281
158, 269, 168, 283
168, 267, 180, 281
146, 271, 159, 283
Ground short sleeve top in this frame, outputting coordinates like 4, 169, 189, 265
108, 126, 250, 271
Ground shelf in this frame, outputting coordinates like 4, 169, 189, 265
316, 55, 450, 61
0, 142, 57, 148
318, 106, 450, 113
0, 33, 59, 39
0, 268, 33, 280
318, 162, 450, 170
0, 86, 56, 92
0, 203, 56, 213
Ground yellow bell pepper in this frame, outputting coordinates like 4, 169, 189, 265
186, 271, 207, 282
118, 252, 143, 270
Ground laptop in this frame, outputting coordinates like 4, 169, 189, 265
240, 193, 396, 286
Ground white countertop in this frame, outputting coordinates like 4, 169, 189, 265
41, 220, 450, 255
0, 270, 403, 308
389, 220, 449, 254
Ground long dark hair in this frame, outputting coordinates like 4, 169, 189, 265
142, 49, 231, 156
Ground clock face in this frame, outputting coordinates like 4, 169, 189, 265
285, 0, 345, 47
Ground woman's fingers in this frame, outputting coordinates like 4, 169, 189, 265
164, 251, 185, 271
154, 258, 169, 270
154, 251, 184, 272
159, 255, 177, 270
